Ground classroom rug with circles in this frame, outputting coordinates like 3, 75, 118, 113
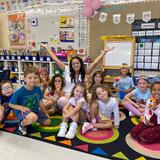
1, 111, 159, 160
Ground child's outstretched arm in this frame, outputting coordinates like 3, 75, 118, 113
86, 46, 114, 75
41, 44, 66, 71
9, 103, 31, 114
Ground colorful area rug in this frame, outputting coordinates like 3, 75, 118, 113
0, 110, 159, 160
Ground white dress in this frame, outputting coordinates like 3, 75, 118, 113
97, 97, 120, 125
63, 65, 82, 96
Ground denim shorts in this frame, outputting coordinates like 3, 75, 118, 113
17, 110, 49, 124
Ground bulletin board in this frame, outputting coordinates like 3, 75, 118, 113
28, 11, 80, 51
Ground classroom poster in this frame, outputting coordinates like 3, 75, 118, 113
60, 31, 74, 42
60, 16, 74, 28
8, 13, 27, 48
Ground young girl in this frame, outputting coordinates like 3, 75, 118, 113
130, 82, 160, 144
113, 63, 135, 100
44, 74, 64, 114
0, 81, 14, 123
88, 71, 104, 93
124, 76, 151, 117
57, 83, 89, 139
113, 63, 135, 108
82, 84, 120, 134
38, 67, 50, 94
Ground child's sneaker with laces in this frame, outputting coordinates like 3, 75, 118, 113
19, 122, 27, 135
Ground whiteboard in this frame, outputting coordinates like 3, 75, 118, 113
104, 41, 133, 66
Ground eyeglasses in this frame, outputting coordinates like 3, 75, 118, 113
2, 86, 12, 91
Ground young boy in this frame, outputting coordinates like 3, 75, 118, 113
9, 66, 51, 135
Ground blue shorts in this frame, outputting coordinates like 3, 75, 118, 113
17, 110, 49, 124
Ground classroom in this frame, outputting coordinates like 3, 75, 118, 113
0, 0, 160, 160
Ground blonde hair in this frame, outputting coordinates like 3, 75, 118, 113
120, 63, 131, 76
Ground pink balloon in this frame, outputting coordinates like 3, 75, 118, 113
83, 0, 92, 6
91, 0, 101, 10
83, 7, 93, 17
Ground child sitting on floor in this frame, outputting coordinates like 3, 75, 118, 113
57, 83, 89, 139
0, 81, 14, 123
82, 84, 120, 134
124, 76, 151, 117
113, 63, 135, 108
87, 70, 104, 101
43, 74, 65, 114
130, 82, 160, 144
38, 67, 50, 94
9, 66, 51, 135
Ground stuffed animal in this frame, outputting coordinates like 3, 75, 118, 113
143, 98, 157, 124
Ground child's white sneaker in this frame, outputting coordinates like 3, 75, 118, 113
19, 122, 27, 135
57, 122, 68, 137
65, 122, 77, 139
129, 111, 133, 117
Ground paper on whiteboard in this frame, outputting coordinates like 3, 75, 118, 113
144, 63, 151, 69
138, 63, 143, 68
152, 56, 159, 63
137, 56, 144, 62
145, 43, 152, 49
145, 56, 151, 62
152, 63, 158, 69
153, 50, 159, 55
153, 43, 160, 49
144, 50, 151, 55
104, 42, 132, 66
138, 50, 145, 55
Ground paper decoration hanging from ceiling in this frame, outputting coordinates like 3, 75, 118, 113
113, 14, 121, 24
142, 11, 151, 22
126, 13, 135, 24
99, 12, 108, 23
